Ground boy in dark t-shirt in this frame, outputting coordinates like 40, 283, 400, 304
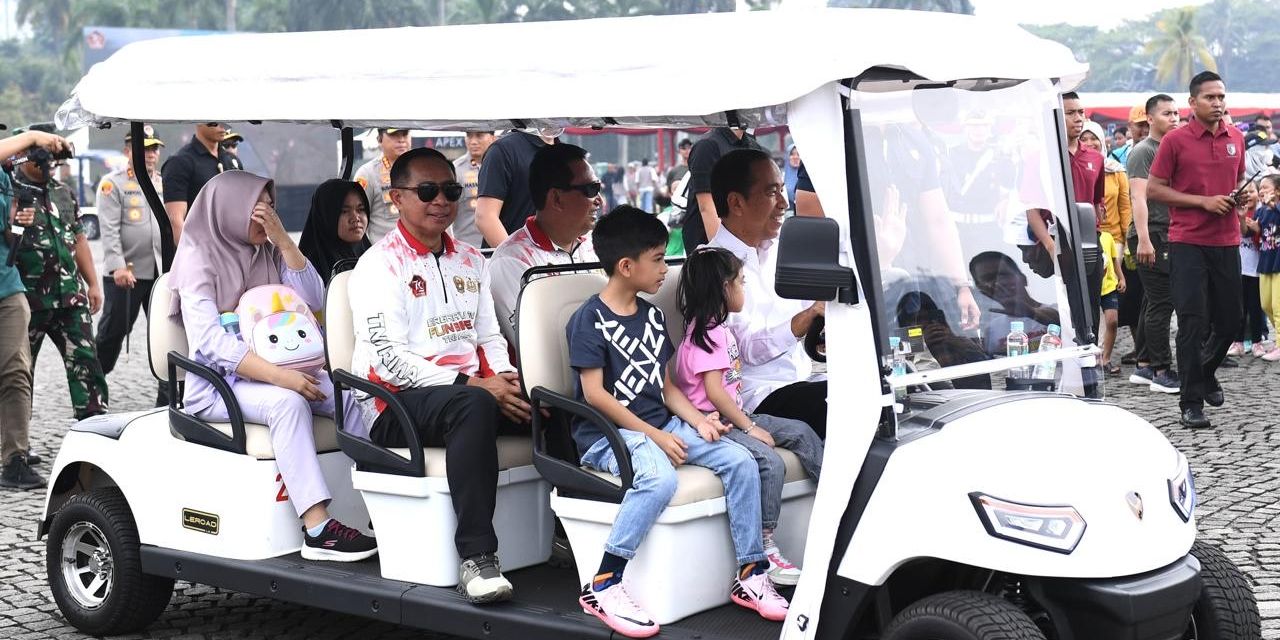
566, 206, 786, 638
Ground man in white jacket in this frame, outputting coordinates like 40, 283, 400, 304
348, 148, 531, 604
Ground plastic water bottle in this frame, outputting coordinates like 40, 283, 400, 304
219, 312, 241, 338
888, 337, 908, 406
1033, 324, 1064, 379
1006, 321, 1029, 378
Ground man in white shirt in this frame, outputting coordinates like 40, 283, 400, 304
707, 149, 827, 437
487, 143, 600, 344
349, 147, 530, 604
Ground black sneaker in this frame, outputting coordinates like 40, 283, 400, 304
0, 453, 46, 490
301, 519, 377, 562
1149, 370, 1180, 394
458, 553, 513, 604
1180, 407, 1212, 429
24, 451, 41, 466
1120, 351, 1138, 365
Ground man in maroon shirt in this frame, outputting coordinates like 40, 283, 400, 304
1027, 91, 1107, 334
1147, 71, 1246, 429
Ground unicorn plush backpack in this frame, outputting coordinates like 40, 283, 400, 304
234, 285, 326, 373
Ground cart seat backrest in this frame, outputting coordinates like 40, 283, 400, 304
148, 273, 187, 383
325, 271, 356, 373
516, 264, 684, 397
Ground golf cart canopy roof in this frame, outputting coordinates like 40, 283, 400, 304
57, 8, 1086, 131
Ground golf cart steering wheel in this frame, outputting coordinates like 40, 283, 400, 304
804, 315, 826, 363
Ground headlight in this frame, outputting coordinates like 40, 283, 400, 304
969, 493, 1086, 554
1167, 451, 1195, 522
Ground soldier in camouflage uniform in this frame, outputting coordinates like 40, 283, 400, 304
10, 125, 108, 419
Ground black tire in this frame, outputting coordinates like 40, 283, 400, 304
46, 487, 174, 635
1187, 541, 1261, 640
883, 590, 1046, 640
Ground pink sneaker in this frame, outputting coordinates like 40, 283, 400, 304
1254, 343, 1271, 358
1227, 342, 1245, 357
1264, 348, 1280, 362
731, 571, 790, 621
579, 582, 659, 638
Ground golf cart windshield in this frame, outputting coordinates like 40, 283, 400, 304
851, 79, 1100, 394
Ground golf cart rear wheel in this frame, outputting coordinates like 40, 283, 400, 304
46, 487, 174, 635
1186, 541, 1261, 639
883, 590, 1046, 640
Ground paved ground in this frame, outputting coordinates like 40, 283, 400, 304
1, 262, 1277, 637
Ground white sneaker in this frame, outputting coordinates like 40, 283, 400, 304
765, 546, 801, 586
1227, 342, 1245, 357
1264, 348, 1280, 362
580, 581, 660, 638
1253, 342, 1270, 357
732, 571, 790, 621
457, 553, 513, 604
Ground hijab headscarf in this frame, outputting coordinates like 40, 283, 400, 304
168, 170, 281, 316
1082, 120, 1125, 174
298, 179, 371, 284
784, 143, 800, 209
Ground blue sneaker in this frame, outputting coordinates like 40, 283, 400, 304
1128, 366, 1154, 385
1149, 369, 1180, 394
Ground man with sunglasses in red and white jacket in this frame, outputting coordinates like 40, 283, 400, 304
488, 143, 601, 345
348, 147, 532, 605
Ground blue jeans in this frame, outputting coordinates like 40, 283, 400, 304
722, 413, 824, 530
581, 416, 766, 566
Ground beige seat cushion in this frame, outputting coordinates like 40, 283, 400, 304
587, 447, 810, 507
198, 416, 341, 460
388, 435, 533, 478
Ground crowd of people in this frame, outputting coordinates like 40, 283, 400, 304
1062, 72, 1265, 429
0, 66, 1264, 636
0, 116, 833, 637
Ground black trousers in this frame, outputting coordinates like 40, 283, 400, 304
1169, 243, 1242, 410
755, 381, 828, 439
1129, 237, 1175, 370
95, 277, 154, 374
1239, 275, 1267, 343
369, 384, 522, 559
1118, 258, 1145, 337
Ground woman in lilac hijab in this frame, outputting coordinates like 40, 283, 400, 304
168, 170, 376, 562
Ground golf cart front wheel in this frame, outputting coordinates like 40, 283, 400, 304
883, 590, 1046, 640
1185, 541, 1261, 639
46, 487, 174, 635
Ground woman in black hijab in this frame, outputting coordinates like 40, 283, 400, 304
299, 179, 371, 283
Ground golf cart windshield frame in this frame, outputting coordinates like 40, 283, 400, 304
840, 74, 1099, 391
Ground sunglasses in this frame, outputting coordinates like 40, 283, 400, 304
557, 181, 603, 198
392, 182, 464, 203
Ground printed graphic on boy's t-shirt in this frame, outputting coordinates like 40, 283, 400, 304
594, 306, 667, 406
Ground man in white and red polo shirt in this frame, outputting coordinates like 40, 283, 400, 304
349, 147, 531, 604
487, 143, 600, 344
1146, 71, 1247, 429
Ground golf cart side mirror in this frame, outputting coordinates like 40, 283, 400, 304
1074, 203, 1099, 250
775, 216, 858, 304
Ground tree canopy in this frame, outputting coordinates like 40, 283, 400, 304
2, 0, 1276, 131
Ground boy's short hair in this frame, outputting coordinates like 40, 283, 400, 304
592, 205, 668, 276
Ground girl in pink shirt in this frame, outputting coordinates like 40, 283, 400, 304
673, 248, 824, 587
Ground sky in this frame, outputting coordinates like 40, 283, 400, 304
970, 0, 1211, 28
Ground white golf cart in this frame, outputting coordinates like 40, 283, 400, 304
43, 8, 1258, 640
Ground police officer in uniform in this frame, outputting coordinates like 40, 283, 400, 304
10, 124, 108, 419
354, 128, 411, 243
221, 130, 245, 171
95, 127, 164, 375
